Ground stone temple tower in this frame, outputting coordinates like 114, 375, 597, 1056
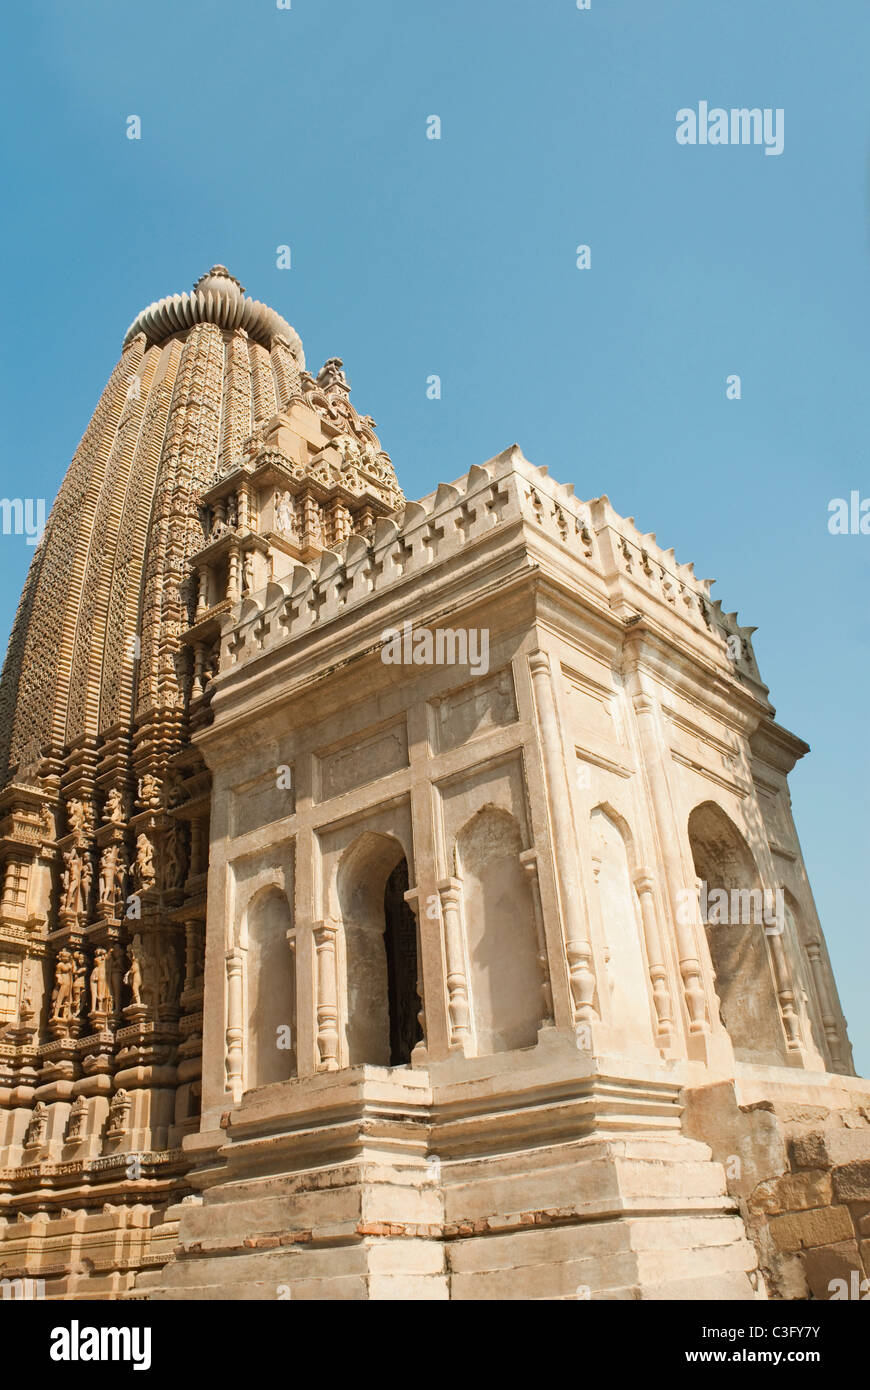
0, 268, 867, 1301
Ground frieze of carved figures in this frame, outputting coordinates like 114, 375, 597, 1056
134, 833, 156, 891
102, 787, 125, 824
65, 1095, 87, 1142
107, 1089, 131, 1137
50, 948, 75, 1020
89, 948, 110, 1013
25, 1101, 48, 1147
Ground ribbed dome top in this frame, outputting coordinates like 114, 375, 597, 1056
122, 264, 304, 363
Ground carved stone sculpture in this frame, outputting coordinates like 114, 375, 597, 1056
50, 949, 75, 1020
25, 1102, 48, 1147
89, 948, 110, 1013
134, 833, 155, 890
66, 1095, 87, 1142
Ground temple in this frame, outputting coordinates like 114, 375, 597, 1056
0, 267, 867, 1301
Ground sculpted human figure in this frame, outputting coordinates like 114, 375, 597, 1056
79, 854, 93, 915
124, 945, 143, 1005
158, 944, 181, 1005
108, 944, 125, 1012
242, 552, 255, 594
108, 1088, 131, 1135
162, 824, 185, 890
26, 1102, 48, 1147
66, 1095, 87, 1141
89, 949, 110, 1013
50, 949, 75, 1020
135, 833, 155, 890
273, 490, 295, 535
61, 849, 82, 914
103, 787, 124, 823
138, 774, 161, 810
66, 798, 88, 835
71, 950, 87, 1016
316, 357, 349, 392
19, 960, 34, 1017
99, 844, 118, 905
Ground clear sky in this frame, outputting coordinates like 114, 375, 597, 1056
0, 1, 867, 1072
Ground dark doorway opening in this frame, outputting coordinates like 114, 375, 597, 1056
383, 858, 423, 1065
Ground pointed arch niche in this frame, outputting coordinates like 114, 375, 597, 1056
243, 885, 296, 1090
337, 831, 422, 1067
455, 805, 542, 1055
589, 806, 656, 1047
687, 800, 786, 1066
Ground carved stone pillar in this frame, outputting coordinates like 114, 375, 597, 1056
767, 929, 802, 1052
227, 545, 241, 604
805, 939, 847, 1072
528, 650, 597, 1023
195, 568, 208, 618
313, 919, 339, 1072
633, 868, 674, 1038
519, 849, 554, 1023
192, 641, 206, 697
437, 878, 471, 1047
225, 949, 244, 1092
630, 687, 709, 1034
184, 920, 199, 992
237, 484, 251, 532
402, 887, 427, 1053
285, 931, 298, 1076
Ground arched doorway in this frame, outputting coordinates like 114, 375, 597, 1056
338, 832, 422, 1067
456, 806, 541, 1055
245, 886, 296, 1089
590, 807, 654, 1046
687, 801, 786, 1065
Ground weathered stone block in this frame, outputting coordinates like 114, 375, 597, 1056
833, 1160, 870, 1204
748, 1168, 832, 1216
800, 1240, 864, 1301
769, 1204, 854, 1251
790, 1129, 870, 1170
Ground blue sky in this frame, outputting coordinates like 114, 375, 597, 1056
1, 0, 867, 1071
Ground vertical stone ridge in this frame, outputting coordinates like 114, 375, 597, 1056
66, 347, 161, 742
100, 339, 182, 731
0, 338, 144, 777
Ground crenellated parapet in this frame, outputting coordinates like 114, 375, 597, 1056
214, 443, 766, 699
